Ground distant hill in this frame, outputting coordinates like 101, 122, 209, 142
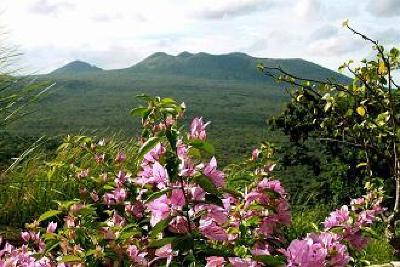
14, 52, 351, 165
51, 60, 103, 75
48, 52, 350, 84
128, 52, 349, 83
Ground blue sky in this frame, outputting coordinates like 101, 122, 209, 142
1, 0, 399, 73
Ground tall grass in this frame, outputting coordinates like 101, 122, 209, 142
0, 134, 138, 229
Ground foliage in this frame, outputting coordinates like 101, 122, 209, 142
0, 30, 53, 173
260, 23, 400, 245
0, 96, 385, 266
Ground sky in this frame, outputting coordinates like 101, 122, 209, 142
0, 0, 399, 74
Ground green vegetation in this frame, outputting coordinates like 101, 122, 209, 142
1, 23, 398, 264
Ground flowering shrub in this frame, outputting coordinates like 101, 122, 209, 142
0, 96, 384, 266
284, 182, 383, 266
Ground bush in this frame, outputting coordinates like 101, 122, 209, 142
0, 96, 388, 266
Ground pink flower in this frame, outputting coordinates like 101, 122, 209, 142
324, 205, 350, 229
228, 257, 259, 267
115, 171, 130, 185
76, 169, 89, 179
251, 241, 270, 256
111, 212, 126, 227
257, 179, 285, 196
90, 191, 99, 202
125, 201, 144, 219
30, 232, 40, 241
127, 245, 148, 266
199, 220, 228, 241
179, 158, 197, 177
113, 187, 127, 203
286, 233, 350, 267
64, 216, 75, 228
285, 238, 327, 267
148, 195, 170, 227
152, 161, 168, 189
70, 203, 84, 213
201, 204, 228, 224
21, 232, 30, 242
101, 227, 116, 240
170, 189, 186, 209
46, 222, 57, 233
136, 161, 168, 188
142, 143, 166, 165
206, 256, 226, 267
203, 157, 224, 188
95, 153, 105, 163
115, 152, 126, 163
168, 216, 189, 234
176, 140, 189, 159
251, 148, 260, 161
103, 193, 115, 206
350, 198, 365, 209
191, 186, 205, 201
155, 244, 177, 266
189, 117, 210, 140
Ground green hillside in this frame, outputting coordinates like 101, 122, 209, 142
8, 52, 349, 164
51, 60, 103, 75
128, 52, 349, 83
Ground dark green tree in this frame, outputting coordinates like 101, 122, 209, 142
259, 22, 400, 249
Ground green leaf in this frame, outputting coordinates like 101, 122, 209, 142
150, 217, 172, 239
356, 162, 367, 168
161, 97, 177, 104
61, 255, 82, 263
222, 187, 242, 198
148, 237, 175, 248
356, 106, 366, 117
205, 193, 224, 207
172, 235, 193, 250
130, 107, 148, 117
189, 140, 215, 155
194, 175, 219, 195
38, 210, 62, 222
253, 255, 285, 266
137, 137, 161, 162
145, 189, 171, 204
136, 94, 154, 102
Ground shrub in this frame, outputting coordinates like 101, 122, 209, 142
0, 96, 385, 266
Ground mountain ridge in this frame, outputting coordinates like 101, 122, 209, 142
51, 60, 103, 75
49, 52, 349, 83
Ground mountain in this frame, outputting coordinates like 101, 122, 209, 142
15, 52, 351, 165
128, 52, 349, 83
51, 60, 103, 75
48, 52, 349, 84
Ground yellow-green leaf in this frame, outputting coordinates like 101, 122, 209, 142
38, 210, 62, 222
378, 61, 387, 75
61, 255, 82, 263
356, 106, 366, 117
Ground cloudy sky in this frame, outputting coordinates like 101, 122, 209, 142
1, 0, 399, 73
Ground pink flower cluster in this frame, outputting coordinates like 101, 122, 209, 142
189, 117, 210, 140
285, 188, 383, 266
285, 232, 350, 267
0, 222, 59, 266
0, 106, 385, 267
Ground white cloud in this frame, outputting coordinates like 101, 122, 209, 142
30, 0, 74, 15
194, 0, 272, 19
366, 0, 400, 17
295, 0, 321, 20
0, 0, 399, 74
